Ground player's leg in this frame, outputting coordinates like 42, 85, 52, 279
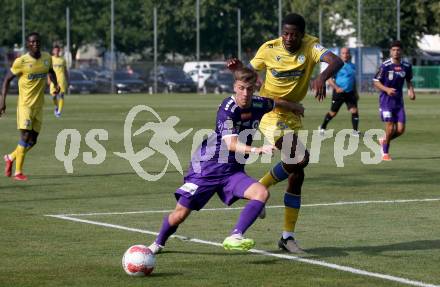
223, 173, 267, 250
382, 121, 395, 161
13, 129, 33, 180
346, 92, 360, 135
149, 181, 216, 254
390, 108, 406, 140
50, 83, 59, 116
57, 93, 64, 116
319, 93, 342, 133
149, 202, 192, 254
276, 133, 309, 253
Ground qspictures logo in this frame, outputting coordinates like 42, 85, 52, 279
55, 105, 385, 181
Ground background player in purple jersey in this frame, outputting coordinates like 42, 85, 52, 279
147, 67, 305, 253
373, 40, 416, 161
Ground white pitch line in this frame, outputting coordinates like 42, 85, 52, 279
52, 197, 440, 217
46, 214, 439, 287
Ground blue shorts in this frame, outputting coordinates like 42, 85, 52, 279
379, 106, 406, 123
175, 172, 257, 211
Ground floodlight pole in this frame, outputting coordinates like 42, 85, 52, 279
196, 0, 200, 92
237, 8, 241, 60
278, 0, 282, 36
66, 6, 71, 95
21, 0, 25, 49
153, 7, 157, 94
319, 4, 322, 43
110, 0, 115, 94
357, 0, 362, 93
397, 0, 400, 40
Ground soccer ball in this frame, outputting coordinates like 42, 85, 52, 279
122, 245, 156, 276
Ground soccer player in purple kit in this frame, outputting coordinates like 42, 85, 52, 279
147, 67, 305, 253
373, 40, 415, 161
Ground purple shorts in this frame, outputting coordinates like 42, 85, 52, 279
175, 172, 257, 211
379, 106, 406, 123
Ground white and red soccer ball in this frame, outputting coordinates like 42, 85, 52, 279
122, 245, 156, 276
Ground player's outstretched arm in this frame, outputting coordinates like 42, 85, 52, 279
0, 71, 16, 117
223, 135, 275, 155
312, 52, 343, 102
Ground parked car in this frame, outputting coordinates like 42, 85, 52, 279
147, 66, 197, 93
187, 68, 219, 90
68, 70, 97, 94
203, 70, 234, 94
95, 71, 146, 94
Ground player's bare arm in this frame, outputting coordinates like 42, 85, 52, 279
0, 71, 16, 116
274, 98, 305, 117
407, 79, 416, 100
223, 135, 275, 155
48, 68, 60, 95
311, 52, 343, 101
373, 80, 396, 96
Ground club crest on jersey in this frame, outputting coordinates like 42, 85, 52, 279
388, 70, 394, 80
275, 55, 282, 62
44, 60, 49, 66
298, 54, 305, 64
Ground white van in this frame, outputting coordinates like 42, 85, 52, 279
183, 61, 226, 89
183, 61, 226, 74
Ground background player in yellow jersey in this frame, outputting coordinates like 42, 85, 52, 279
1, 32, 59, 181
227, 13, 343, 253
49, 45, 68, 118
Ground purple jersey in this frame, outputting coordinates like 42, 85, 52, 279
186, 95, 274, 181
374, 59, 412, 109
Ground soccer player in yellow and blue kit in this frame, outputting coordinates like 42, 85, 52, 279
1, 32, 59, 181
49, 45, 68, 117
227, 13, 343, 253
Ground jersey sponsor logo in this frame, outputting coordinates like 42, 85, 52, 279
271, 69, 304, 78
298, 54, 306, 64
313, 43, 326, 52
28, 73, 48, 80
252, 102, 263, 108
180, 182, 199, 195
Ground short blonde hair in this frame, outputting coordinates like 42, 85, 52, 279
233, 67, 257, 85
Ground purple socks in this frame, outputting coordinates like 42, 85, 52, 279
231, 200, 265, 235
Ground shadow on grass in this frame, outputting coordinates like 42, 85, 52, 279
306, 239, 440, 258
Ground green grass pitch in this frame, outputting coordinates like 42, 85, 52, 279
0, 92, 439, 287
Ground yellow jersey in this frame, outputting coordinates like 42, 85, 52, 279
51, 55, 67, 93
250, 34, 328, 104
10, 52, 52, 108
